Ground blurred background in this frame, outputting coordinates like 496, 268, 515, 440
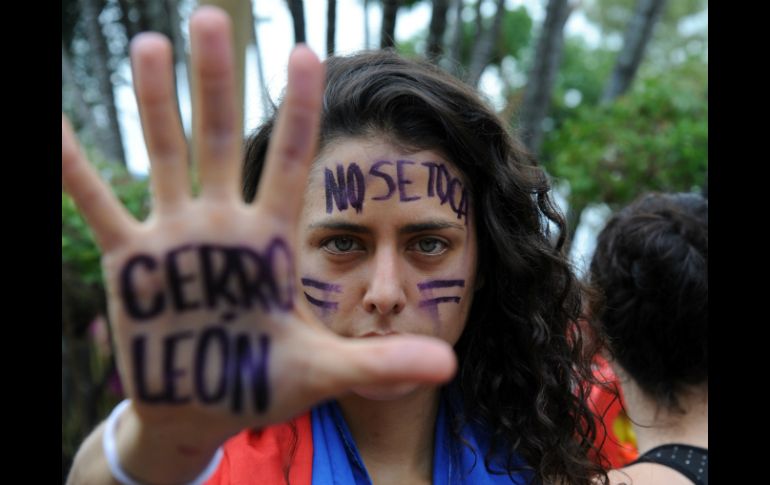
61, 0, 707, 481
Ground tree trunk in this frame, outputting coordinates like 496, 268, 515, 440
380, 0, 400, 49
80, 0, 127, 166
327, 0, 337, 56
363, 0, 371, 49
252, 7, 272, 117
426, 0, 450, 61
62, 43, 105, 151
564, 201, 586, 256
287, 0, 306, 44
601, 0, 668, 103
517, 0, 572, 158
164, 0, 187, 69
466, 0, 505, 88
115, 0, 140, 42
446, 0, 464, 75
164, 0, 189, 144
134, 0, 153, 32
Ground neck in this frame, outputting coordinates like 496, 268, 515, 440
619, 377, 708, 454
337, 386, 441, 484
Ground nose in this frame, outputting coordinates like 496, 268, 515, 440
362, 246, 406, 315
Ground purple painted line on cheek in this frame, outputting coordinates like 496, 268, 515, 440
418, 296, 461, 307
304, 292, 339, 310
417, 279, 465, 290
301, 278, 342, 292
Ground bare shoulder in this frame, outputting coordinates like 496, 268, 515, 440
604, 463, 695, 485
605, 468, 634, 485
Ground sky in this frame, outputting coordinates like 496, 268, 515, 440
116, 0, 602, 177
112, 0, 607, 276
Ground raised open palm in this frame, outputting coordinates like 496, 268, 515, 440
61, 5, 456, 461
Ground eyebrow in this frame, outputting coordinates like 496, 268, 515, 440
307, 220, 466, 234
308, 221, 371, 234
399, 221, 465, 234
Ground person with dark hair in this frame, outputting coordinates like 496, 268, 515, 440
588, 192, 708, 485
63, 6, 607, 485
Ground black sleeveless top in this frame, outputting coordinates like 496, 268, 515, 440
629, 443, 708, 485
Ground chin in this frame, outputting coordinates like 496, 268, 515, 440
351, 382, 421, 401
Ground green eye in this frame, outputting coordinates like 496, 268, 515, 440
322, 236, 361, 254
333, 237, 354, 251
416, 238, 447, 255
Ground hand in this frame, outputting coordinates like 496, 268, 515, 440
62, 6, 455, 451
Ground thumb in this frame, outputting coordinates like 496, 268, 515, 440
311, 334, 458, 399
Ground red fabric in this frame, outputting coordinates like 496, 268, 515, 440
205, 412, 313, 485
587, 356, 638, 469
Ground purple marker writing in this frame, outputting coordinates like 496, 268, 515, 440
417, 279, 465, 291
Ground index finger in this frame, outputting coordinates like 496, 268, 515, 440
255, 46, 324, 222
62, 115, 138, 251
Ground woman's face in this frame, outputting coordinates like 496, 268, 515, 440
297, 137, 477, 396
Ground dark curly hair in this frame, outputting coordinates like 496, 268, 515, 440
242, 50, 606, 485
588, 192, 708, 412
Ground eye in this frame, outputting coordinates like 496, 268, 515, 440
321, 236, 364, 254
411, 237, 448, 255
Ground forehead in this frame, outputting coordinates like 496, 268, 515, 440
303, 138, 470, 224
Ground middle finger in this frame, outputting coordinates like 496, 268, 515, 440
189, 6, 242, 201
131, 33, 190, 213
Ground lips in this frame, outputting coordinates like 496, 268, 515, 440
358, 331, 400, 338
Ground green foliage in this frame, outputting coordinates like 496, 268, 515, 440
492, 6, 533, 65
397, 33, 424, 59
62, 150, 151, 478
583, 0, 706, 37
62, 151, 151, 288
542, 62, 707, 213
554, 37, 616, 108
582, 0, 708, 78
455, 5, 532, 66
398, 4, 532, 68
534, 37, 617, 144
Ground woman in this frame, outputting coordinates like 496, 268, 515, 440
588, 192, 708, 485
63, 6, 606, 485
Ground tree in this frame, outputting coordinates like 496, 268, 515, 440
62, 43, 107, 156
363, 0, 371, 49
115, 0, 140, 39
446, 0, 464, 73
583, 0, 707, 79
544, 61, 708, 239
602, 0, 668, 102
465, 0, 505, 87
327, 0, 337, 56
62, 153, 152, 481
251, 5, 272, 117
164, 0, 188, 73
80, 0, 127, 166
426, 0, 450, 61
380, 0, 400, 48
287, 0, 307, 44
540, 0, 706, 247
535, 38, 616, 168
516, 0, 572, 157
